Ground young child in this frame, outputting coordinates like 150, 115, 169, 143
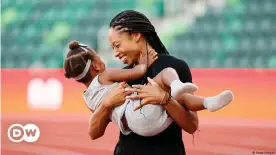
63, 40, 234, 137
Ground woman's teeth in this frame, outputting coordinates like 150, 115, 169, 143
121, 56, 127, 63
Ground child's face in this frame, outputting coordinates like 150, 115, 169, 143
88, 48, 106, 73
93, 54, 106, 73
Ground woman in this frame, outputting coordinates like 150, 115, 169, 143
89, 10, 199, 155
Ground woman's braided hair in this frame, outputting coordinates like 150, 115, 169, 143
110, 10, 169, 55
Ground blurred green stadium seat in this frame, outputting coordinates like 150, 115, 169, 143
268, 56, 276, 68
167, 0, 275, 68
1, 0, 275, 68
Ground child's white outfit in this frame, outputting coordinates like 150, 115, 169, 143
83, 75, 172, 136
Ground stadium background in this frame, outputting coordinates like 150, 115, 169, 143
1, 0, 276, 154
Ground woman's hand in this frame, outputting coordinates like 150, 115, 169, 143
102, 82, 131, 108
125, 77, 169, 110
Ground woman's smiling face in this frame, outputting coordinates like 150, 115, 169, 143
108, 27, 142, 66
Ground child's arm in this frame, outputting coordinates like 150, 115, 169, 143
103, 49, 158, 82
103, 64, 147, 82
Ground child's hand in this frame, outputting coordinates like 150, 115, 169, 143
138, 48, 158, 66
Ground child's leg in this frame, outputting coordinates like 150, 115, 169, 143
151, 67, 198, 97
152, 67, 233, 112
174, 90, 233, 112
173, 93, 205, 111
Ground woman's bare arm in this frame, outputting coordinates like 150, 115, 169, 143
88, 102, 112, 140
162, 93, 198, 134
88, 82, 129, 140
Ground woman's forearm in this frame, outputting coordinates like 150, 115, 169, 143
88, 102, 112, 140
163, 97, 198, 134
88, 82, 128, 139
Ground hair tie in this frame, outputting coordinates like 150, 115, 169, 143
72, 45, 91, 81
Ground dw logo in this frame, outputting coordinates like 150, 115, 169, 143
7, 124, 40, 143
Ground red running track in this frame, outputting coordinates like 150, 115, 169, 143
2, 114, 276, 155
